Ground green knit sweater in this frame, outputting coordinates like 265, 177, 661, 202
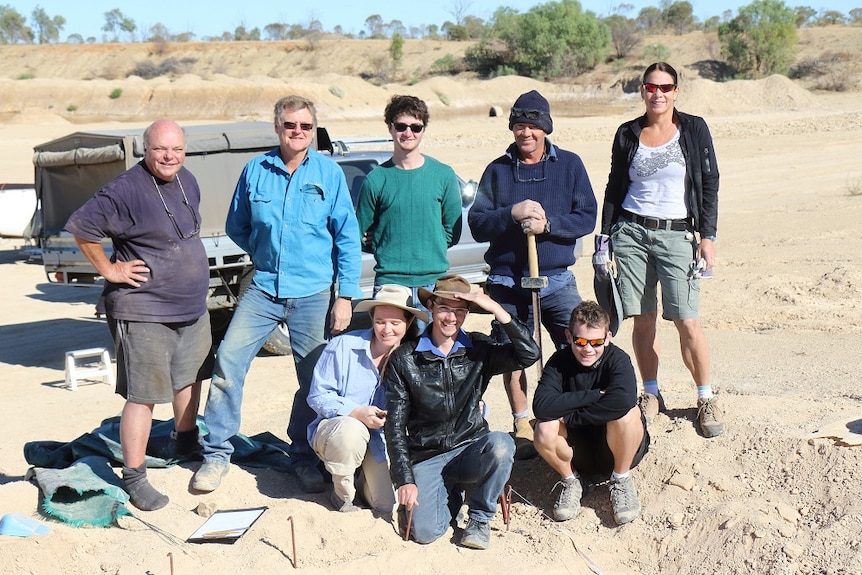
356, 156, 462, 287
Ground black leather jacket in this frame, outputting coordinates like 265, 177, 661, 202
600, 110, 719, 238
384, 319, 540, 488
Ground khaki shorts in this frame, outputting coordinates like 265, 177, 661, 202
611, 220, 700, 321
109, 312, 212, 404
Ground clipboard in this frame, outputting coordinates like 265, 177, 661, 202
187, 506, 267, 544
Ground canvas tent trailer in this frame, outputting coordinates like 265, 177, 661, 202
32, 122, 280, 312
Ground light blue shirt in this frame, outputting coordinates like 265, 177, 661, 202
307, 329, 387, 462
415, 328, 474, 357
226, 147, 362, 299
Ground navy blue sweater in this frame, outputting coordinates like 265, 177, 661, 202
468, 140, 597, 280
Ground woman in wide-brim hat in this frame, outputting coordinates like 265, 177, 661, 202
306, 284, 427, 514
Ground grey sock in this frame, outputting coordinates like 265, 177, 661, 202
122, 464, 169, 511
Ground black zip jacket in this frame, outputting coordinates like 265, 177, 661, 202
600, 110, 719, 238
384, 319, 540, 488
533, 344, 637, 428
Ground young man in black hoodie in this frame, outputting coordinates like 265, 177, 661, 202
533, 301, 650, 525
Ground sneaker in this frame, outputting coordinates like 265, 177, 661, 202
329, 489, 361, 513
460, 518, 490, 550
552, 476, 582, 521
697, 397, 726, 438
192, 461, 229, 492
290, 461, 327, 493
513, 417, 537, 460
638, 392, 666, 424
609, 475, 641, 525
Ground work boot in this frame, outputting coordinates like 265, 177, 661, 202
192, 460, 230, 492
697, 397, 726, 438
122, 464, 169, 511
638, 392, 666, 424
329, 489, 361, 513
460, 518, 490, 550
513, 417, 537, 460
609, 475, 641, 525
552, 476, 582, 521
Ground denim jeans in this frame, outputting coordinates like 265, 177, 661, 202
408, 431, 514, 544
488, 274, 582, 350
201, 284, 330, 464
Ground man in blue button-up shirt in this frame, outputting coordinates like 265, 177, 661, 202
194, 95, 362, 494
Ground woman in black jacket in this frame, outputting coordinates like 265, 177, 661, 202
594, 62, 725, 439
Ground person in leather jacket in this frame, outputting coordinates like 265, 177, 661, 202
384, 274, 540, 549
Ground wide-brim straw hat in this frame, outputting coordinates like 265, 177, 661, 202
354, 284, 429, 323
417, 274, 481, 312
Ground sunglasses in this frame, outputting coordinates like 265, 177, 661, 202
642, 83, 677, 94
510, 107, 546, 120
392, 122, 424, 133
572, 337, 606, 348
282, 121, 314, 132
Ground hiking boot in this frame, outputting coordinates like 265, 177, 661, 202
191, 460, 229, 493
513, 417, 537, 460
638, 392, 666, 424
609, 475, 641, 525
460, 518, 490, 550
697, 397, 726, 438
552, 476, 582, 522
290, 460, 327, 493
329, 489, 361, 513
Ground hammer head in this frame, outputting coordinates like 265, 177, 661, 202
521, 276, 549, 289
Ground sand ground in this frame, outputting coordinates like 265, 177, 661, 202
2, 33, 862, 575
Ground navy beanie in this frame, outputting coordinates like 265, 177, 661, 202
508, 90, 553, 134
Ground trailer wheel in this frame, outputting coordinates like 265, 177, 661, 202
237, 266, 293, 356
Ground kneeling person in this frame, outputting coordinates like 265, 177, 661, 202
533, 301, 650, 525
307, 285, 426, 513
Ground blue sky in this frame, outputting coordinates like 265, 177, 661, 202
9, 0, 859, 40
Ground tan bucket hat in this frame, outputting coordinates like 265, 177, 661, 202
354, 284, 429, 323
417, 274, 480, 312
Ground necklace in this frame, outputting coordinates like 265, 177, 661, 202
151, 173, 200, 240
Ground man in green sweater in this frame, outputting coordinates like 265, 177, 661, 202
356, 95, 462, 329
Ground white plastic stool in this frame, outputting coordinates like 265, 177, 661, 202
64, 347, 115, 391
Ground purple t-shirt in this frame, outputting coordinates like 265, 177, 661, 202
65, 162, 209, 323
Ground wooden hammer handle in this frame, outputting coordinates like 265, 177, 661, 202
527, 233, 539, 278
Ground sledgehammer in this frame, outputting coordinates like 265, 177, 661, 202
522, 233, 548, 372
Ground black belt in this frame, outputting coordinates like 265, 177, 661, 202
623, 211, 691, 231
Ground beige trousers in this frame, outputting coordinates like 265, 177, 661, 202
311, 416, 395, 513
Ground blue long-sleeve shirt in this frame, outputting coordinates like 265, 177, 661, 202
468, 140, 597, 280
226, 147, 362, 299
307, 328, 387, 462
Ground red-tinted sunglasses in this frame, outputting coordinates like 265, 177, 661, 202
643, 83, 677, 93
572, 337, 606, 348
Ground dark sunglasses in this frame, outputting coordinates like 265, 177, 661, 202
572, 337, 606, 348
510, 107, 546, 120
392, 122, 424, 133
282, 121, 314, 132
642, 83, 677, 94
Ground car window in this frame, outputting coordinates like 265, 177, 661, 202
338, 160, 380, 207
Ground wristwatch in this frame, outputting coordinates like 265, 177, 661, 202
544, 220, 551, 234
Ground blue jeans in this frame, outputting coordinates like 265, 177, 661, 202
201, 284, 330, 464
408, 431, 514, 544
487, 274, 582, 350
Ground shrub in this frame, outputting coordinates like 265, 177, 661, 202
16, 73, 34, 80
643, 43, 671, 63
718, 0, 797, 78
66, 104, 78, 112
328, 86, 345, 99
109, 88, 123, 99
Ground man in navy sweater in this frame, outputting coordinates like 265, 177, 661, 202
468, 90, 597, 459
533, 301, 649, 525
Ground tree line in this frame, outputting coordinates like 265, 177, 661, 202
2, 1, 861, 80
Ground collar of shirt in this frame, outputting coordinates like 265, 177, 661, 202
505, 139, 559, 164
416, 328, 473, 357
